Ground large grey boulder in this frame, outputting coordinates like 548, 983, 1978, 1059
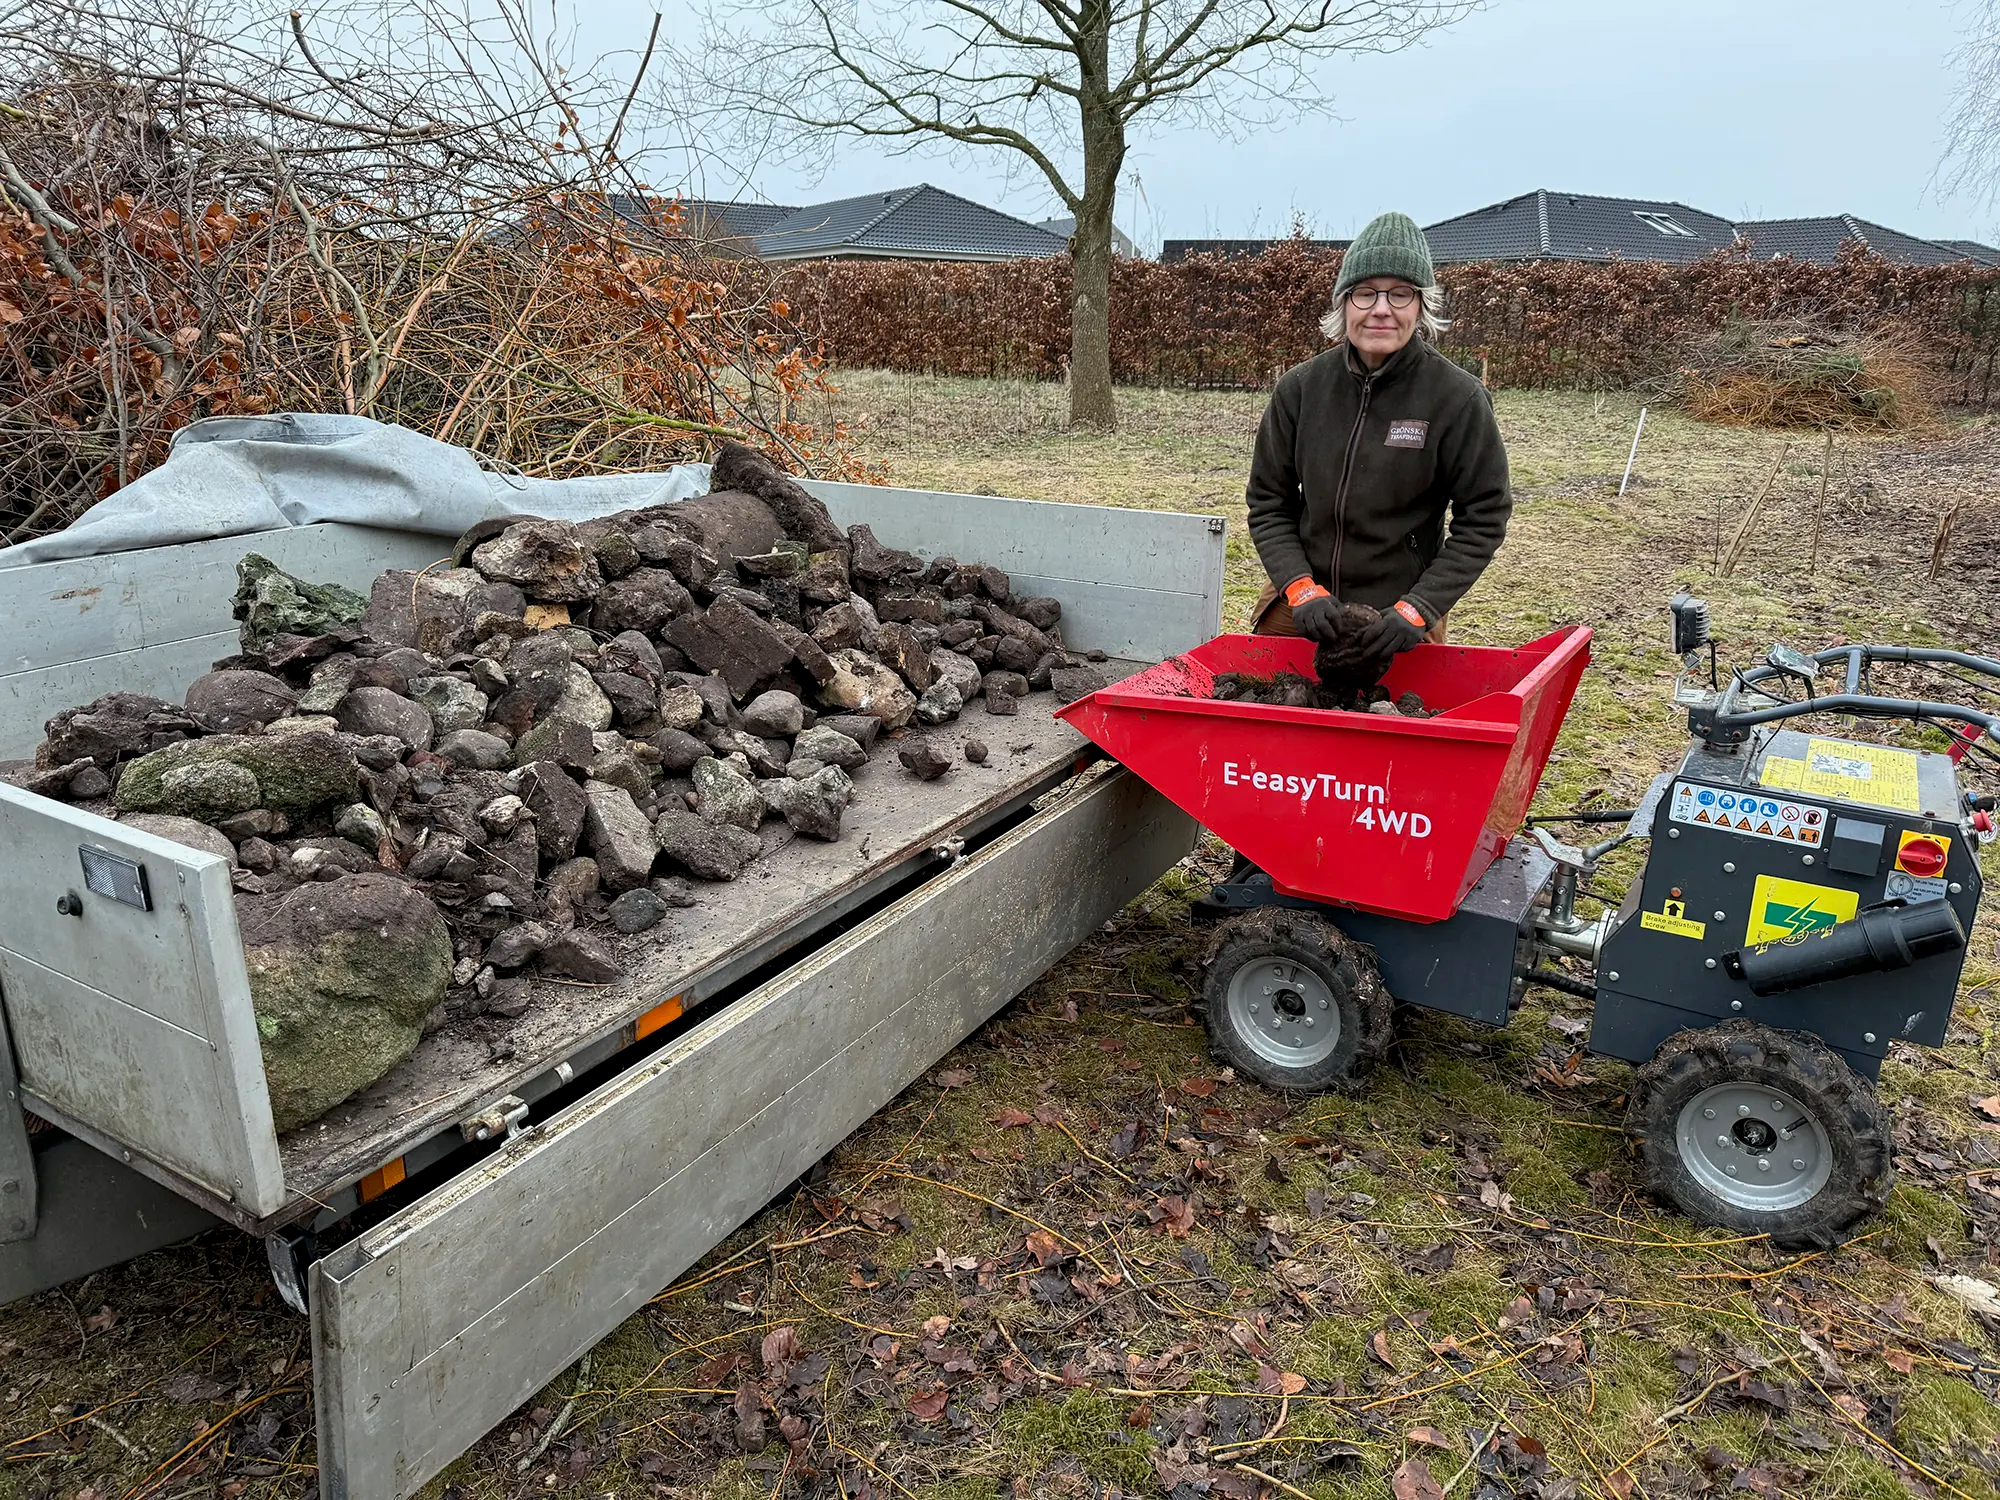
115, 733, 360, 818
238, 874, 452, 1131
38, 692, 197, 770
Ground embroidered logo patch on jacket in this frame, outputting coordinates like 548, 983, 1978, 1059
1385, 419, 1429, 449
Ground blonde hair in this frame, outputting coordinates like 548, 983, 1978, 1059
1320, 283, 1451, 344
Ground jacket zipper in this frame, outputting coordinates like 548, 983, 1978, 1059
1328, 370, 1374, 597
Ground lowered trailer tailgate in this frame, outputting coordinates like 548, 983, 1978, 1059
313, 766, 1191, 1500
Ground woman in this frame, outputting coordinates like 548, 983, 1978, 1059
1243, 211, 1512, 674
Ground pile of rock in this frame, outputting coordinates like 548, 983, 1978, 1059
9, 444, 1109, 1128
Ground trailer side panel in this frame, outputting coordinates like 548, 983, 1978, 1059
312, 769, 1192, 1500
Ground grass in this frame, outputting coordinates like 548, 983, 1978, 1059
4, 373, 1999, 1500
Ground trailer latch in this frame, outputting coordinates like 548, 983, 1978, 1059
932, 837, 967, 866
461, 1095, 529, 1143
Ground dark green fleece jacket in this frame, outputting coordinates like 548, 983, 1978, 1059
1245, 338, 1512, 619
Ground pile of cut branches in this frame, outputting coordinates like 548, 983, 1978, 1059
0, 0, 859, 550
1652, 319, 1940, 431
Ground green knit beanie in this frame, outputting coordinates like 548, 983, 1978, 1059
1334, 211, 1435, 298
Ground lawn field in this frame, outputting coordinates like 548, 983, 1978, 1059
3, 375, 1998, 1500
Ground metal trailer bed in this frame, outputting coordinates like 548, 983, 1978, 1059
0, 481, 1226, 1500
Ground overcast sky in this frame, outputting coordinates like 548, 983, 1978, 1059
577, 0, 1993, 251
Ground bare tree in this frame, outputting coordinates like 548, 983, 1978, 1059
690, 0, 1476, 428
1942, 0, 2000, 217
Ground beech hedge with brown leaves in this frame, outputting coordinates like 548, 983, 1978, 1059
770, 240, 2000, 403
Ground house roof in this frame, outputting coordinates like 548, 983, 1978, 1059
1038, 216, 1137, 258
1940, 238, 2000, 266
752, 184, 1066, 261
1424, 190, 1739, 264
593, 196, 799, 252
1160, 238, 1348, 263
1733, 216, 1967, 266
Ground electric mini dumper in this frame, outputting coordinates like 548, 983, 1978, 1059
1059, 601, 1997, 1248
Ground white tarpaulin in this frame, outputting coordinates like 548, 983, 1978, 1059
1, 413, 710, 569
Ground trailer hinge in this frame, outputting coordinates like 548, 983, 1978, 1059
931, 836, 967, 866
461, 1095, 530, 1144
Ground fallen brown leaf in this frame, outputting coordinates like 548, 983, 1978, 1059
84, 1305, 118, 1333
1368, 1329, 1398, 1370
988, 1107, 1034, 1128
1391, 1456, 1444, 1500
1024, 1229, 1065, 1267
933, 1068, 974, 1088
1180, 1076, 1219, 1098
906, 1387, 949, 1421
1407, 1425, 1454, 1450
1973, 1094, 2000, 1121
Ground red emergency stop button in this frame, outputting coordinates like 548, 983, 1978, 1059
1895, 832, 1951, 878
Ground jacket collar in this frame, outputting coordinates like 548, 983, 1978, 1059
1345, 336, 1423, 387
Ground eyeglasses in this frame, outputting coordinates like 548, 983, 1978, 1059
1346, 285, 1419, 310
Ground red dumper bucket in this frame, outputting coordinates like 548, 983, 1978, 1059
1057, 626, 1591, 922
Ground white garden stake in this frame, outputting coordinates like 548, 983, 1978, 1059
1618, 406, 1647, 496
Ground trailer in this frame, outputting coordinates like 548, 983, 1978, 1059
0, 478, 1226, 1500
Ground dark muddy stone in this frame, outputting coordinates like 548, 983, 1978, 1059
540, 929, 622, 983
513, 715, 594, 771
819, 714, 881, 751
666, 596, 796, 700
1012, 596, 1063, 631
185, 670, 299, 734
518, 760, 587, 862
594, 568, 695, 635
758, 764, 853, 840
472, 520, 604, 602
898, 742, 952, 781
848, 523, 922, 583
335, 687, 434, 752
435, 729, 513, 770
709, 441, 846, 552
39, 692, 197, 769
872, 621, 935, 691
653, 807, 761, 881
485, 920, 554, 970
607, 887, 670, 934
964, 740, 989, 764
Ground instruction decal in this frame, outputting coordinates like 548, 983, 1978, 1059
1667, 782, 1824, 846
1759, 738, 1921, 813
1744, 875, 1859, 946
1640, 899, 1707, 940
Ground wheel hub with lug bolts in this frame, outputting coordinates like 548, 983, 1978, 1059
1677, 1080, 1831, 1211
1226, 957, 1342, 1068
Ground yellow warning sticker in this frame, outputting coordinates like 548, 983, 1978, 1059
1759, 738, 1921, 813
1641, 900, 1708, 940
1744, 875, 1859, 946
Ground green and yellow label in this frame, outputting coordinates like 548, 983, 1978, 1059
1641, 900, 1707, 940
1744, 875, 1858, 946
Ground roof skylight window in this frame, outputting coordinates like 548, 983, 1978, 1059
1633, 210, 1696, 237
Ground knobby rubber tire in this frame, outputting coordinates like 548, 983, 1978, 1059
1628, 1020, 1893, 1250
1200, 908, 1392, 1093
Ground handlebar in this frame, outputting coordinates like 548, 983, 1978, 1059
1704, 644, 2000, 743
